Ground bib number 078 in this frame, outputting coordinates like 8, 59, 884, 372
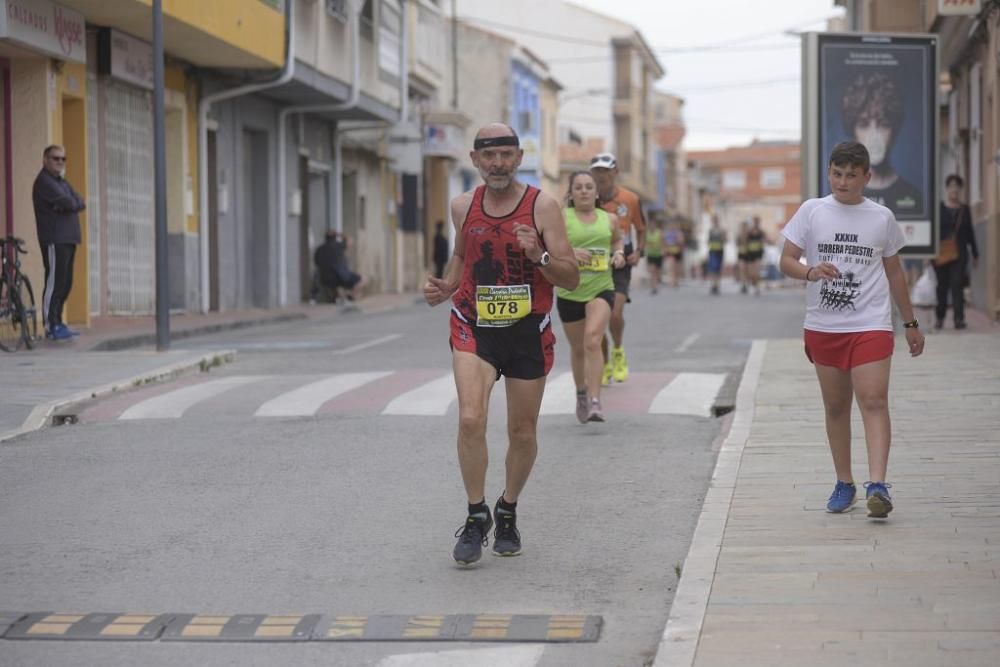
486, 301, 518, 316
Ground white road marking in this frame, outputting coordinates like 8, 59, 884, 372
227, 341, 333, 351
648, 372, 726, 417
538, 371, 577, 415
376, 645, 544, 667
675, 332, 700, 353
334, 333, 402, 355
382, 373, 456, 415
254, 372, 392, 417
119, 376, 268, 420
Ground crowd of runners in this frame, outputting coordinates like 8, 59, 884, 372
425, 123, 920, 566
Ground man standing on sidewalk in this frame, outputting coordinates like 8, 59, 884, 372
32, 145, 85, 340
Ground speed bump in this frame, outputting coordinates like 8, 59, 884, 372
4, 612, 171, 640
0, 612, 27, 637
161, 614, 320, 641
0, 612, 601, 643
313, 614, 462, 641
311, 614, 601, 642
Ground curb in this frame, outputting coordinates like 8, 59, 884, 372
88, 314, 308, 351
0, 350, 236, 445
652, 339, 768, 667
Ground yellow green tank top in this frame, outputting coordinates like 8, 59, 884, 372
558, 207, 615, 303
646, 228, 663, 258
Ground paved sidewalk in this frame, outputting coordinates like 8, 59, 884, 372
658, 331, 1000, 667
0, 293, 420, 442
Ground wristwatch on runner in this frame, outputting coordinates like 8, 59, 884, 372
537, 251, 551, 266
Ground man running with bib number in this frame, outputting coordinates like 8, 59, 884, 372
424, 123, 579, 566
590, 153, 646, 384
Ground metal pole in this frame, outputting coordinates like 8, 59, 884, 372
153, 0, 170, 350
451, 0, 458, 109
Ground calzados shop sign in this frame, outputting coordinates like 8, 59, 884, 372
0, 0, 86, 63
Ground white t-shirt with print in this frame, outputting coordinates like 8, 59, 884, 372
782, 195, 906, 333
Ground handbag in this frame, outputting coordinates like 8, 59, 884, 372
934, 205, 964, 266
934, 237, 958, 266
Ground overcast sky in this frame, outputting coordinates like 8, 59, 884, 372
571, 0, 845, 150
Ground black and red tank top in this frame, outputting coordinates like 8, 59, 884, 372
451, 184, 553, 325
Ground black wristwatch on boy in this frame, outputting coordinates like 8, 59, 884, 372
903, 319, 919, 329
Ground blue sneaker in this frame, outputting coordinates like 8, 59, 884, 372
826, 480, 857, 513
865, 482, 893, 518
50, 324, 74, 341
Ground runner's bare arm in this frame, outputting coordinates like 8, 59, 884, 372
633, 205, 647, 262
609, 213, 626, 268
424, 192, 472, 306
518, 192, 579, 291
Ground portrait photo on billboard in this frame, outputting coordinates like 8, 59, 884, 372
818, 34, 936, 233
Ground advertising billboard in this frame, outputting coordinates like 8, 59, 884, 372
803, 33, 938, 256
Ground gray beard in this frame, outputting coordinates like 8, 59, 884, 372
484, 175, 513, 192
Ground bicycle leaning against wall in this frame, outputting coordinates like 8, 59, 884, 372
0, 236, 39, 351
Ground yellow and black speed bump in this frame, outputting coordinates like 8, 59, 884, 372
4, 612, 172, 641
160, 614, 321, 642
311, 614, 601, 642
313, 614, 461, 641
0, 612, 601, 643
0, 612, 27, 637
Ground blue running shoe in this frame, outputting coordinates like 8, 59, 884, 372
864, 482, 893, 518
51, 324, 74, 341
826, 480, 857, 513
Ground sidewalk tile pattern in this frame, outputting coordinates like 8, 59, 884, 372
690, 335, 1000, 666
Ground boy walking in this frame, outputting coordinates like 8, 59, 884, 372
779, 141, 924, 518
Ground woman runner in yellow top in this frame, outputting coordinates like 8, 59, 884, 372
556, 171, 625, 423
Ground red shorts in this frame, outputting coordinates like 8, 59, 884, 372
803, 330, 894, 371
450, 311, 555, 380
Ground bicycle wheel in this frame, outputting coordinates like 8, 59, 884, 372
19, 275, 38, 349
0, 276, 24, 352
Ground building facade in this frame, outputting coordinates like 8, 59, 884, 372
687, 140, 802, 265
3, 0, 449, 322
1, 0, 89, 326
1, 0, 287, 324
652, 91, 688, 223
454, 0, 663, 203
422, 20, 561, 258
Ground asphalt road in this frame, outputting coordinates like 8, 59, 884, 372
0, 278, 806, 667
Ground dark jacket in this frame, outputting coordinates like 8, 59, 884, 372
433, 232, 449, 265
314, 237, 350, 285
939, 202, 979, 264
32, 168, 85, 245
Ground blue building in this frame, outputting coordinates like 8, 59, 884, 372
509, 59, 542, 187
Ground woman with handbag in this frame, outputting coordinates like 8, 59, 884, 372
934, 174, 979, 329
